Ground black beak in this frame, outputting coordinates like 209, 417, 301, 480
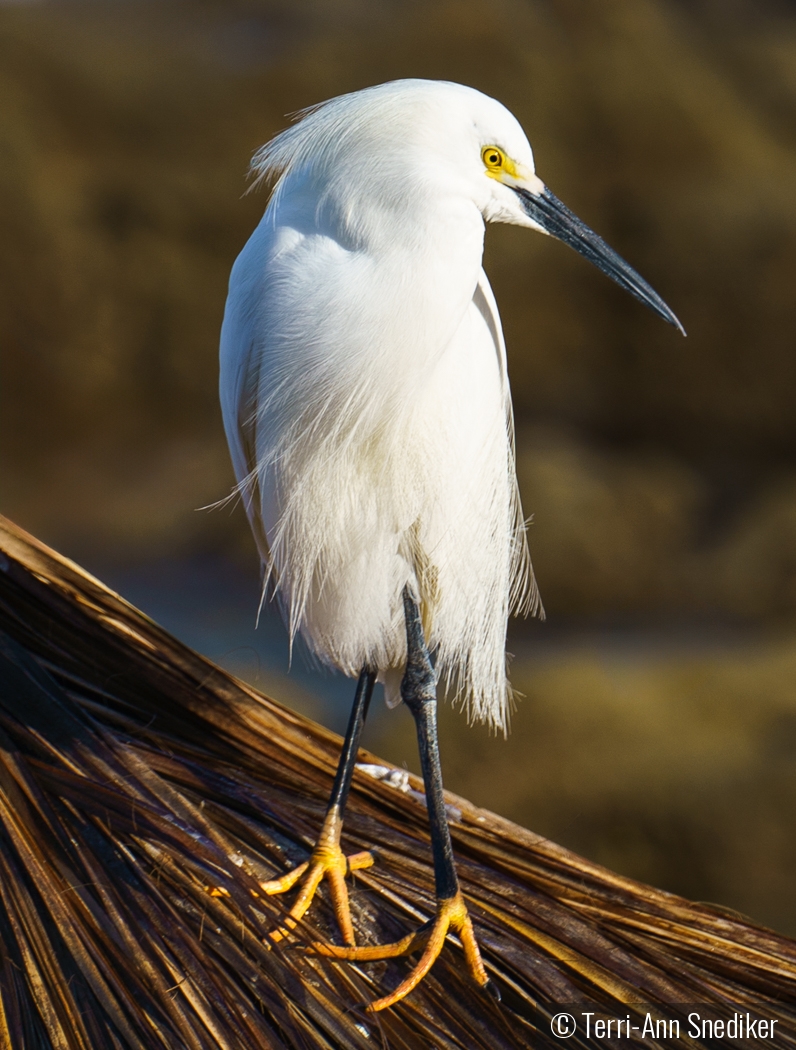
514, 184, 685, 335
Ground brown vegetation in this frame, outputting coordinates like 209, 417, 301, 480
1, 514, 796, 1048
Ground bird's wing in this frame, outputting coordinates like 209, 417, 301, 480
472, 268, 542, 619
219, 237, 271, 564
472, 268, 510, 400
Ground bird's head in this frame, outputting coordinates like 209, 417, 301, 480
441, 81, 684, 333
252, 80, 683, 333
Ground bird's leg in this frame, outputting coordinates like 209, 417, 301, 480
262, 667, 376, 945
315, 588, 491, 1011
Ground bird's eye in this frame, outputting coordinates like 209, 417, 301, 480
481, 146, 505, 170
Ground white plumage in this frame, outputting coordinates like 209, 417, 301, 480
221, 81, 539, 731
220, 79, 681, 733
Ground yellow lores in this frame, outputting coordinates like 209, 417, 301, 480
481, 144, 513, 175
481, 144, 545, 196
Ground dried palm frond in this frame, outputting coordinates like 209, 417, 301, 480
0, 512, 794, 1050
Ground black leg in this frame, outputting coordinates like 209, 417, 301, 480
400, 587, 459, 902
313, 591, 491, 1008
263, 665, 376, 945
328, 666, 376, 816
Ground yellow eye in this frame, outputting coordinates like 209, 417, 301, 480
481, 146, 505, 171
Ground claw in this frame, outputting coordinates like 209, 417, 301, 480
260, 860, 310, 896
261, 837, 374, 946
313, 890, 488, 1011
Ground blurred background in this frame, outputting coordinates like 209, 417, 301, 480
2, 0, 796, 933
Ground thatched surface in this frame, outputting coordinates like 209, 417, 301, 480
0, 513, 794, 1049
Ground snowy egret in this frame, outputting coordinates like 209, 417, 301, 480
219, 78, 683, 1010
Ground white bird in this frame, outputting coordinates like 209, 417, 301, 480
219, 78, 682, 1011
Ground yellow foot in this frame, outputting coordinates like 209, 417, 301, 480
314, 890, 489, 1011
261, 842, 374, 945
